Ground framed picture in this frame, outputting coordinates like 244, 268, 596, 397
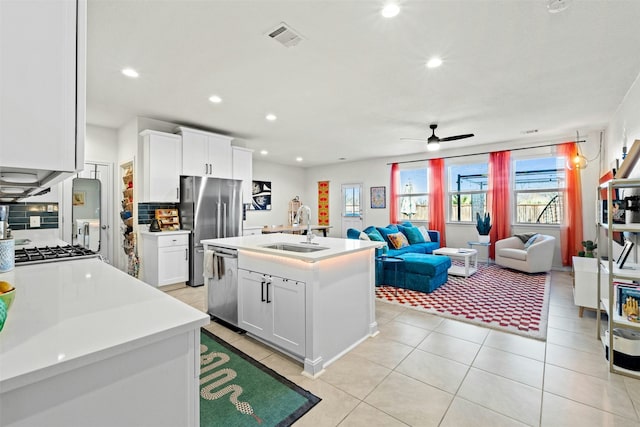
370, 186, 386, 209
250, 180, 271, 210
618, 240, 634, 269
72, 191, 85, 206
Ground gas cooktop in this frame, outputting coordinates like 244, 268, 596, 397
15, 244, 101, 265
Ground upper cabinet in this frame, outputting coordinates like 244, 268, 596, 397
0, 0, 85, 174
139, 130, 181, 203
232, 147, 253, 205
176, 127, 232, 179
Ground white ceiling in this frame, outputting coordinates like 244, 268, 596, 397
87, 0, 640, 167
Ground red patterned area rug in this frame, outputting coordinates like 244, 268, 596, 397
375, 263, 551, 340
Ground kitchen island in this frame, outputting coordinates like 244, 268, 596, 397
0, 258, 209, 427
202, 233, 383, 377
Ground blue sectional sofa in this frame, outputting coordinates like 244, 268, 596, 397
347, 222, 450, 293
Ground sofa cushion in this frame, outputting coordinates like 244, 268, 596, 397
514, 232, 537, 244
346, 228, 362, 239
388, 232, 410, 249
358, 231, 370, 240
500, 248, 527, 261
387, 245, 427, 257
398, 253, 452, 277
365, 227, 385, 242
401, 226, 426, 244
410, 241, 440, 254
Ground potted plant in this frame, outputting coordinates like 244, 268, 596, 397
579, 240, 597, 258
476, 212, 492, 243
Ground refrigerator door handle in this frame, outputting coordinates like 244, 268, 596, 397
223, 203, 227, 238
216, 201, 222, 238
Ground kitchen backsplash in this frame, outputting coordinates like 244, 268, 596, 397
138, 203, 178, 225
5, 202, 59, 230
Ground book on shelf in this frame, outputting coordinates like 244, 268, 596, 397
616, 283, 640, 316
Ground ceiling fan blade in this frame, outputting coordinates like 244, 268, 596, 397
440, 133, 474, 142
400, 137, 428, 142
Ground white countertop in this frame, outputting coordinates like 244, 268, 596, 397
202, 233, 383, 262
0, 259, 209, 393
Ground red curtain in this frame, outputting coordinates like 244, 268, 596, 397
390, 163, 399, 224
429, 158, 446, 247
558, 142, 584, 266
488, 151, 511, 259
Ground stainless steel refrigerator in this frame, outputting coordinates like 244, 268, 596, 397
179, 176, 243, 287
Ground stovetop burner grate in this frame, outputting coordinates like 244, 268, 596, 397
15, 244, 100, 265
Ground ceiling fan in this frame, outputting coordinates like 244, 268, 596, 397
402, 124, 474, 151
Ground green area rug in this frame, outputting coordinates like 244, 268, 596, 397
200, 328, 320, 427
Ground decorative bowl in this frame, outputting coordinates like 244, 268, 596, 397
0, 287, 15, 332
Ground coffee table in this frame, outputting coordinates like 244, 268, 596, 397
432, 247, 478, 277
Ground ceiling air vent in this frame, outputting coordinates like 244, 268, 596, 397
267, 22, 303, 47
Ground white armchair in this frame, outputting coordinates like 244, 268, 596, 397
495, 235, 556, 273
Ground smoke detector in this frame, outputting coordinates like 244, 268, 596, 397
547, 0, 572, 13
267, 22, 303, 47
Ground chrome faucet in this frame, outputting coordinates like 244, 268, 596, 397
296, 205, 314, 243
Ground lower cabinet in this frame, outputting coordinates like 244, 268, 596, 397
238, 269, 305, 356
572, 256, 608, 316
141, 232, 189, 287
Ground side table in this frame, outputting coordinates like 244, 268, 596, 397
376, 256, 405, 296
468, 241, 491, 266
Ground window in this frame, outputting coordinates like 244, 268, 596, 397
447, 163, 488, 222
343, 185, 361, 217
397, 167, 428, 221
513, 157, 565, 224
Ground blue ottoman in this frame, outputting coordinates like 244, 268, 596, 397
380, 253, 451, 294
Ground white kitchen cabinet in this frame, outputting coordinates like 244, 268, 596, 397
232, 146, 253, 204
0, 0, 86, 187
139, 130, 181, 202
238, 269, 306, 356
141, 231, 189, 287
177, 126, 232, 178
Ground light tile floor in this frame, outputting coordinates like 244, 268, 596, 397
166, 271, 640, 426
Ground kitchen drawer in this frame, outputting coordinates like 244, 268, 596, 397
157, 234, 189, 248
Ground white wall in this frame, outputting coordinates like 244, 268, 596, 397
245, 159, 306, 228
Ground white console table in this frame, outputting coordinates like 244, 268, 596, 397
572, 256, 607, 317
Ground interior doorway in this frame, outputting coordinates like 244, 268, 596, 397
63, 162, 113, 263
341, 183, 364, 237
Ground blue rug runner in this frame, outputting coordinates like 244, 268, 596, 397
200, 328, 320, 426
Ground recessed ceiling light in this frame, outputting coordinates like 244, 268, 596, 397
121, 68, 139, 78
381, 3, 400, 18
266, 113, 277, 121
426, 57, 443, 69
521, 129, 539, 134
260, 150, 268, 155
295, 157, 303, 162
339, 157, 346, 161
208, 95, 222, 103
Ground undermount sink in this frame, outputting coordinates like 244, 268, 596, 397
260, 243, 329, 253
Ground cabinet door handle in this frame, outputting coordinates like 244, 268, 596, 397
176, 187, 179, 200
266, 281, 271, 303
261, 280, 265, 302
185, 248, 188, 260
205, 163, 208, 175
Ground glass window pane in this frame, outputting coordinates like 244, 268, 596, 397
449, 193, 486, 222
514, 158, 565, 190
516, 192, 563, 224
400, 169, 427, 194
448, 164, 488, 191
399, 195, 428, 221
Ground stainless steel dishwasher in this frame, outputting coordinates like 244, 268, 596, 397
206, 246, 239, 328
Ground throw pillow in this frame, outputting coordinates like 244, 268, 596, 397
387, 232, 410, 249
358, 231, 370, 241
402, 226, 425, 244
524, 233, 541, 249
366, 229, 385, 242
400, 221, 414, 227
377, 225, 399, 244
515, 232, 537, 244
417, 225, 432, 242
